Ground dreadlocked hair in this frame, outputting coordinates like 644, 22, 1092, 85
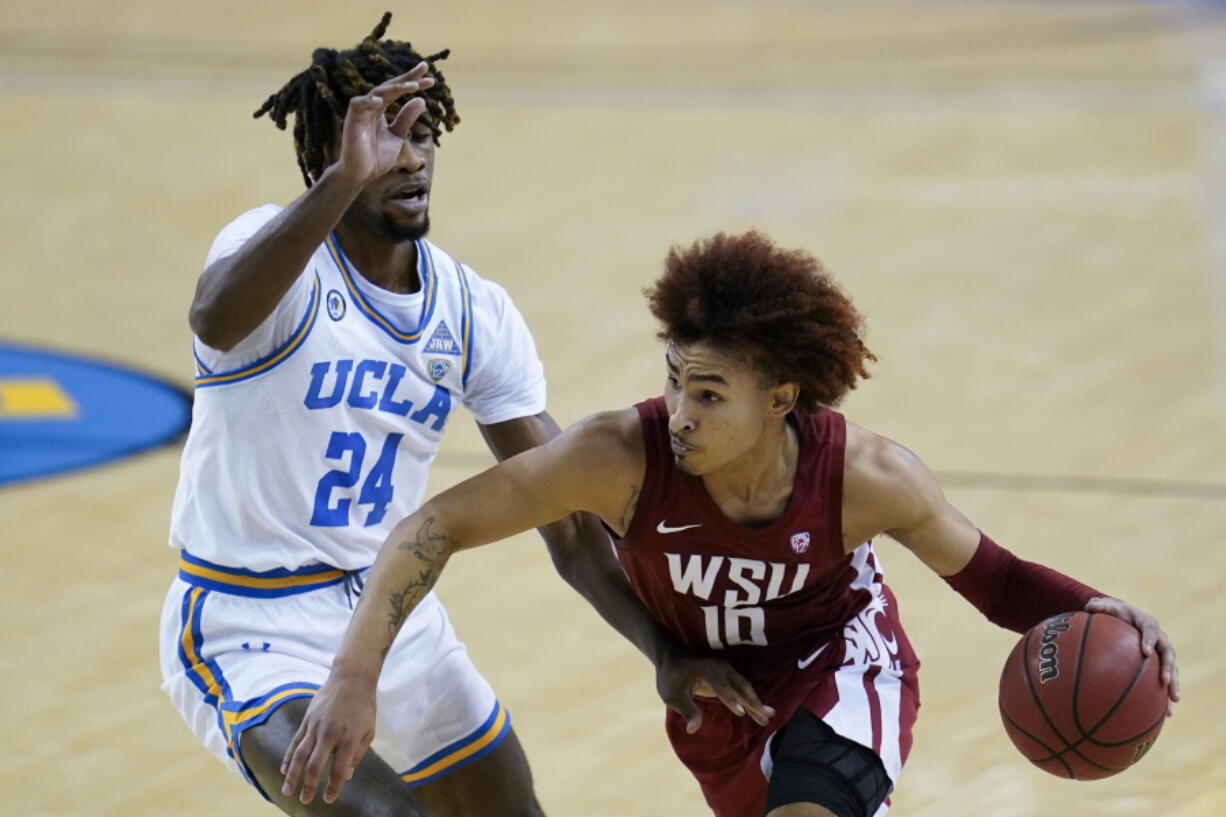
646, 231, 876, 410
253, 11, 460, 188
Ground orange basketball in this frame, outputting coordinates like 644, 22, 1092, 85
998, 611, 1167, 779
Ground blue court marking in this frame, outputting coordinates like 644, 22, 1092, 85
0, 340, 191, 487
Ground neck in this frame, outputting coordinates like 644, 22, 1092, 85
702, 417, 799, 526
333, 221, 422, 295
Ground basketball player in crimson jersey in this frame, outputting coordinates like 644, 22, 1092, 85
282, 232, 1180, 817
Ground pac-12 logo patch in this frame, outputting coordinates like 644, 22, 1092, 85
428, 359, 451, 382
326, 289, 346, 321
790, 531, 811, 554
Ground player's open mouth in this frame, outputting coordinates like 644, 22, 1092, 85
390, 187, 429, 214
670, 438, 693, 455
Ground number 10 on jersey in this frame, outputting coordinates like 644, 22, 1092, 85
311, 431, 402, 527
701, 605, 767, 649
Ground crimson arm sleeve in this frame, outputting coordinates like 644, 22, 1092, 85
942, 533, 1105, 634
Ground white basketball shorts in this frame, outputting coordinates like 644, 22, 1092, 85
158, 551, 510, 795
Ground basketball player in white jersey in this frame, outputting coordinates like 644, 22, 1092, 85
157, 16, 767, 817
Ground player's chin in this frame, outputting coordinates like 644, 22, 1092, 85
672, 454, 706, 476
381, 210, 430, 242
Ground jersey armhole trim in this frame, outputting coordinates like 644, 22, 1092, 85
825, 411, 848, 564
458, 263, 474, 388
621, 399, 664, 543
192, 343, 213, 376
194, 272, 321, 389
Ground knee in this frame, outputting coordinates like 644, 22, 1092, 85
237, 701, 423, 817
239, 698, 310, 783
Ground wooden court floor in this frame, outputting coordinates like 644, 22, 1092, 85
1, 2, 1223, 815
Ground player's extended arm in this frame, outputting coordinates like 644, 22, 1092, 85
845, 430, 1179, 703
189, 65, 434, 350
478, 412, 673, 649
478, 412, 774, 735
278, 414, 630, 805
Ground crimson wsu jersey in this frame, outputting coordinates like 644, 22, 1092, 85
613, 397, 886, 688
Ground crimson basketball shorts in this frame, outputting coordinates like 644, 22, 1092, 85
157, 553, 511, 796
667, 590, 920, 817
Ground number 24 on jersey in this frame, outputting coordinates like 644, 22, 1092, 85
310, 431, 402, 527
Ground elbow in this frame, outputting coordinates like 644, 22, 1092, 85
189, 299, 237, 352
189, 260, 243, 351
542, 518, 587, 586
549, 552, 588, 590
546, 539, 583, 587
543, 513, 620, 592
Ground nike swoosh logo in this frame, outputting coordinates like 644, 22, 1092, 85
656, 521, 702, 534
797, 643, 829, 669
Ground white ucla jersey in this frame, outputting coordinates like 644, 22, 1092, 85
170, 205, 546, 571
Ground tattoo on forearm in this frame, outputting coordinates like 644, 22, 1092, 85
384, 516, 457, 645
618, 485, 641, 534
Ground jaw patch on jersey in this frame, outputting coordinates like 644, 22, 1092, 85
0, 340, 191, 486
326, 289, 346, 321
423, 320, 462, 356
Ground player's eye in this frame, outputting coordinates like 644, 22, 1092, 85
666, 376, 680, 389
702, 391, 721, 403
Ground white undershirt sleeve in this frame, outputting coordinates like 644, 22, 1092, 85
460, 268, 548, 426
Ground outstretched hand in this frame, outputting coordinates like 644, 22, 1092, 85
335, 61, 435, 186
657, 650, 775, 734
1084, 596, 1180, 715
280, 674, 378, 805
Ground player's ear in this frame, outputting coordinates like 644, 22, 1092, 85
768, 382, 799, 417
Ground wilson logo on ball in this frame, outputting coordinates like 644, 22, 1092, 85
1037, 613, 1073, 683
1132, 736, 1158, 764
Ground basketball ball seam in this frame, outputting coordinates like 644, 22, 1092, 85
1072, 613, 1151, 746
998, 707, 1075, 777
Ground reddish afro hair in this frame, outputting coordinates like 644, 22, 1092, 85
645, 231, 875, 410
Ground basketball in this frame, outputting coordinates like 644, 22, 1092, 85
998, 611, 1167, 780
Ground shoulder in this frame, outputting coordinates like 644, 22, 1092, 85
204, 204, 284, 266
553, 408, 646, 491
494, 408, 643, 530
215, 203, 283, 239
561, 408, 646, 532
462, 264, 518, 315
566, 408, 644, 465
423, 244, 511, 301
843, 421, 940, 534
432, 251, 531, 342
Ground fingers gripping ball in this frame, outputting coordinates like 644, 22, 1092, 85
998, 611, 1167, 779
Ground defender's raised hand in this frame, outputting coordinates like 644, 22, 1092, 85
335, 62, 435, 185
